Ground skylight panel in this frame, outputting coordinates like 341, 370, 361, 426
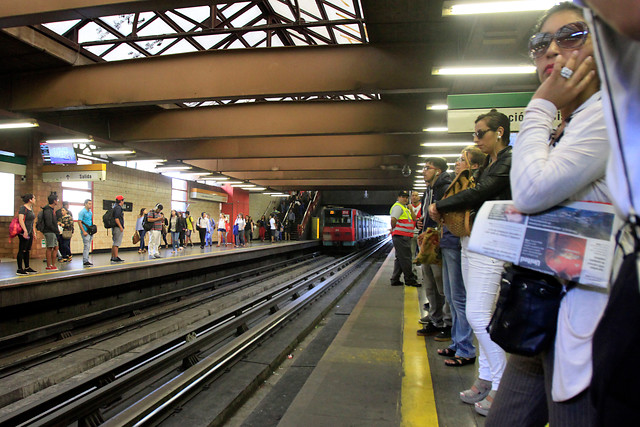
298, 0, 323, 20
78, 21, 117, 43
270, 1, 296, 21
102, 43, 145, 61
136, 17, 176, 37
193, 34, 228, 50
84, 44, 115, 56
100, 14, 135, 35
136, 38, 177, 55
166, 11, 199, 32
42, 20, 81, 35
161, 39, 199, 55
230, 5, 262, 27
175, 6, 211, 23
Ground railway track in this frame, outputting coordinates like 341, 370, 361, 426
0, 240, 390, 427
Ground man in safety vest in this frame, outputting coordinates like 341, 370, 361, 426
389, 190, 419, 287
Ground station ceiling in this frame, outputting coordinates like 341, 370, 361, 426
0, 0, 541, 191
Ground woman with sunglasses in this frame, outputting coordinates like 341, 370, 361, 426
486, 3, 610, 426
428, 109, 512, 416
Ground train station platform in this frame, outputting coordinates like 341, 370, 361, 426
0, 240, 320, 309
278, 250, 484, 427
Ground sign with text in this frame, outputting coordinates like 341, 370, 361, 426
42, 164, 106, 182
102, 200, 133, 212
190, 187, 228, 203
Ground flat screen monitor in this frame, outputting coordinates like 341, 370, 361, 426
40, 142, 77, 165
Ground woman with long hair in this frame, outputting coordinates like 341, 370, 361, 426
169, 210, 180, 253
429, 109, 512, 416
16, 194, 37, 275
487, 4, 609, 425
217, 213, 227, 247
136, 208, 148, 254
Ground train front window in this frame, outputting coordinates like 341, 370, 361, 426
325, 210, 352, 225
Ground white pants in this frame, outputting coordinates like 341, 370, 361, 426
461, 236, 506, 390
149, 230, 162, 257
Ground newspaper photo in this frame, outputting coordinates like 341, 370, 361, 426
468, 201, 620, 288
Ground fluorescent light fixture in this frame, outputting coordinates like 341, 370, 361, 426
417, 163, 426, 167
186, 172, 212, 177
238, 184, 256, 188
91, 149, 136, 155
154, 165, 192, 171
423, 127, 448, 132
0, 119, 39, 129
433, 65, 536, 75
248, 187, 266, 191
45, 137, 93, 144
427, 104, 448, 110
421, 142, 470, 147
419, 153, 463, 158
270, 194, 288, 197
203, 176, 229, 181
443, 1, 560, 16
77, 154, 109, 163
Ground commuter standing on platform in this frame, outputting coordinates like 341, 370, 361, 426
389, 190, 419, 287
136, 208, 148, 254
58, 207, 74, 262
258, 215, 267, 242
42, 193, 60, 271
110, 195, 125, 263
16, 193, 37, 275
55, 201, 71, 261
78, 199, 93, 266
217, 213, 227, 247
245, 215, 253, 245
417, 158, 452, 341
269, 213, 277, 243
147, 204, 164, 259
409, 190, 422, 277
205, 213, 214, 246
185, 211, 194, 247
197, 212, 209, 249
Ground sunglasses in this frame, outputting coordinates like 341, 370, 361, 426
473, 128, 493, 139
528, 21, 589, 59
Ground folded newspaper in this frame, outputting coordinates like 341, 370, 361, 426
468, 201, 620, 288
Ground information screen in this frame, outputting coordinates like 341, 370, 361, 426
40, 142, 77, 164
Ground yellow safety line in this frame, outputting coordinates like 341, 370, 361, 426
401, 286, 439, 427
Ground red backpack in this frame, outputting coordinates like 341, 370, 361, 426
9, 217, 22, 238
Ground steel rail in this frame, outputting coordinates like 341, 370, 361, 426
0, 241, 387, 427
0, 252, 324, 379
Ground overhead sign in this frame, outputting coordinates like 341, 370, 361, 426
190, 187, 228, 203
43, 164, 106, 182
0, 154, 27, 175
447, 92, 562, 133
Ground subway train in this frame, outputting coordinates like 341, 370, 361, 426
321, 207, 388, 247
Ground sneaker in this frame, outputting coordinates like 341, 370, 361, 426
16, 269, 28, 276
83, 261, 93, 266
46, 266, 58, 271
434, 327, 452, 342
153, 254, 163, 259
423, 303, 430, 311
418, 316, 432, 325
460, 379, 492, 404
390, 282, 404, 287
25, 267, 37, 273
417, 323, 441, 336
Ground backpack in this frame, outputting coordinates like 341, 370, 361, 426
36, 210, 45, 233
103, 208, 117, 229
440, 166, 476, 237
9, 217, 23, 238
143, 213, 153, 232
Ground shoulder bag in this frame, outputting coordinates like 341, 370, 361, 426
440, 152, 476, 237
486, 264, 566, 356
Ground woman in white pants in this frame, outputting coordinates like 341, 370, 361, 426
429, 109, 512, 416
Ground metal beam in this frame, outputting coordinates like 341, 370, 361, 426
0, 1, 233, 28
1, 27, 97, 66
129, 134, 425, 159
221, 170, 407, 180
5, 44, 444, 111
105, 101, 427, 141
249, 179, 411, 189
189, 156, 413, 172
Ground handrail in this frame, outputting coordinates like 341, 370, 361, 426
298, 191, 320, 239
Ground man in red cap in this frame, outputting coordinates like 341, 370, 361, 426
111, 195, 125, 262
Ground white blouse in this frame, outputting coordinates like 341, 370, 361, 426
511, 93, 611, 402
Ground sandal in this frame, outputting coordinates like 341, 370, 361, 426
444, 356, 476, 367
437, 348, 456, 357
475, 390, 497, 416
460, 378, 491, 404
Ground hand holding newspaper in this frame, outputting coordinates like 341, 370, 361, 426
468, 201, 620, 288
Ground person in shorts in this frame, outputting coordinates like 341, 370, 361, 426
111, 195, 125, 262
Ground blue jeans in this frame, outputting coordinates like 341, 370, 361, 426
171, 231, 180, 251
82, 232, 93, 263
441, 247, 476, 358
138, 229, 146, 250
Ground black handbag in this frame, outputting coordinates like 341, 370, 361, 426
84, 223, 97, 235
487, 264, 566, 356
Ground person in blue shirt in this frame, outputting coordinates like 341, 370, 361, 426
77, 199, 93, 266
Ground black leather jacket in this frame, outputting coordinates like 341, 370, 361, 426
435, 146, 512, 216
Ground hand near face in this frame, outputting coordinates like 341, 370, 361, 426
532, 51, 597, 110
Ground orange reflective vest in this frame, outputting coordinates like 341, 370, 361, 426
390, 202, 414, 237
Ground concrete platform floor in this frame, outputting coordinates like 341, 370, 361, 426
277, 250, 485, 427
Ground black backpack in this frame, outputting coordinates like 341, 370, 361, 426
142, 213, 153, 231
103, 208, 117, 229
36, 210, 45, 233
